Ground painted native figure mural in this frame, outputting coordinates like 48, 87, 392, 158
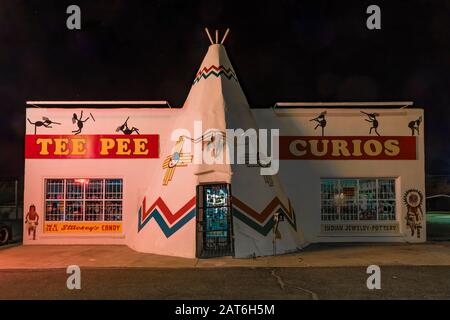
408, 116, 422, 136
361, 111, 380, 136
116, 117, 140, 135
27, 117, 61, 134
403, 189, 424, 238
72, 110, 95, 135
310, 111, 327, 136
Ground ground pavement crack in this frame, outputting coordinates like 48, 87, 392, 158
270, 269, 285, 289
270, 269, 319, 300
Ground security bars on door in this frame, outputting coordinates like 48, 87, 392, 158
196, 184, 234, 258
44, 178, 123, 222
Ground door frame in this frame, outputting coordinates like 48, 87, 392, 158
196, 183, 234, 258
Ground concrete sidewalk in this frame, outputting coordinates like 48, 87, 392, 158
1, 242, 450, 269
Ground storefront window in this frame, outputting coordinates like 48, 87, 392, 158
105, 179, 123, 199
377, 179, 396, 220
321, 178, 396, 222
44, 179, 123, 221
104, 201, 122, 221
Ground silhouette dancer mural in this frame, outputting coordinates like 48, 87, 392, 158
116, 117, 140, 135
310, 111, 327, 136
408, 116, 422, 136
361, 111, 380, 136
72, 111, 95, 135
27, 117, 61, 134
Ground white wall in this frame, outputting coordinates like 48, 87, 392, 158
24, 106, 426, 254
252, 108, 426, 244
24, 107, 179, 246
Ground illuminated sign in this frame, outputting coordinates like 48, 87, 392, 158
44, 222, 122, 233
280, 136, 416, 160
25, 135, 159, 159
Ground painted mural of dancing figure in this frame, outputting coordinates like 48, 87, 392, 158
72, 110, 95, 135
361, 111, 380, 136
310, 111, 327, 136
116, 117, 140, 135
27, 117, 61, 134
25, 204, 39, 240
408, 116, 422, 136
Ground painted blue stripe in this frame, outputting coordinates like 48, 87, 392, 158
232, 208, 274, 236
232, 206, 297, 236
138, 207, 196, 237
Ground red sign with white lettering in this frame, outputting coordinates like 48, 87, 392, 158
279, 136, 417, 160
25, 135, 159, 159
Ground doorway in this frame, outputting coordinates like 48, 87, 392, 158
196, 184, 234, 258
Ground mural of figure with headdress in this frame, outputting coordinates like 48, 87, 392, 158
403, 189, 424, 238
25, 204, 39, 240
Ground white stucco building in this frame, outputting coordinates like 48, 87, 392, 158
23, 34, 425, 258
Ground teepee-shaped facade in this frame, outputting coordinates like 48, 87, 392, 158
189, 39, 305, 257
133, 31, 306, 258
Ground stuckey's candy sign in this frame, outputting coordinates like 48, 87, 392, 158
280, 136, 417, 160
25, 134, 159, 159
44, 222, 122, 233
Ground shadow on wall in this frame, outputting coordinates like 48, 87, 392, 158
275, 111, 353, 241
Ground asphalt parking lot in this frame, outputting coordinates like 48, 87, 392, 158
1, 266, 449, 300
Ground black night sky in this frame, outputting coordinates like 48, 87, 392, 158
1, 0, 449, 178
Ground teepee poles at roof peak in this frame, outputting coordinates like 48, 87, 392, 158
204, 28, 230, 45
205, 28, 214, 44
221, 28, 230, 44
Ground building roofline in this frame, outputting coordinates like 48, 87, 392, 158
26, 101, 172, 108
25, 100, 418, 110
273, 101, 414, 109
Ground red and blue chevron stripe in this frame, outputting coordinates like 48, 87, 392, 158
137, 195, 296, 238
193, 65, 238, 84
138, 196, 196, 237
232, 197, 297, 236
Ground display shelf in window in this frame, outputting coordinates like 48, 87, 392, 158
43, 178, 123, 223
320, 178, 396, 222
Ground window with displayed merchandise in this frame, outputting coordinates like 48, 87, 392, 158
44, 178, 123, 222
